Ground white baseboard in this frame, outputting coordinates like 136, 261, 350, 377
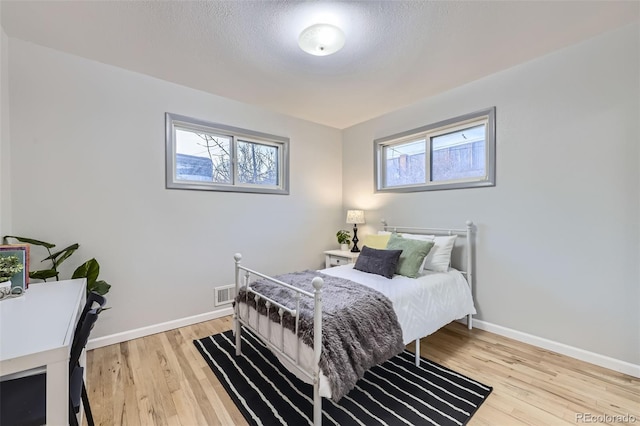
471, 319, 640, 378
86, 307, 234, 350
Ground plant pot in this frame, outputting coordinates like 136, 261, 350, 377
340, 244, 349, 251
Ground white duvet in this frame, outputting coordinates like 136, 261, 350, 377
237, 264, 476, 398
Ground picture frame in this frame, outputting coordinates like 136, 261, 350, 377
0, 244, 30, 291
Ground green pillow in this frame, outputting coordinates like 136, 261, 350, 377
385, 233, 435, 278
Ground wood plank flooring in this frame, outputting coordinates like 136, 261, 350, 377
86, 317, 639, 425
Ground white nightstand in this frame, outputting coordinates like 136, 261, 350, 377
324, 250, 360, 268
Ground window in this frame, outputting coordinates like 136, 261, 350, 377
165, 113, 289, 194
374, 107, 495, 192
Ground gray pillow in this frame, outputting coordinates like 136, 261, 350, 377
353, 246, 403, 279
385, 233, 435, 278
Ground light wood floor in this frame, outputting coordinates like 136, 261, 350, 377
87, 316, 640, 425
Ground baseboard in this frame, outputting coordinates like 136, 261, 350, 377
470, 319, 640, 378
86, 306, 234, 350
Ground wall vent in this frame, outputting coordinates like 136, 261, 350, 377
214, 284, 236, 307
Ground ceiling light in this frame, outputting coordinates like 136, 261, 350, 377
298, 23, 345, 56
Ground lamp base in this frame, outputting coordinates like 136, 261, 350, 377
350, 225, 361, 253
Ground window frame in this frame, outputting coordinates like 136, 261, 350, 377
165, 112, 290, 195
374, 107, 496, 193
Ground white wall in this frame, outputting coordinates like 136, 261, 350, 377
0, 15, 10, 237
342, 24, 640, 365
8, 39, 343, 339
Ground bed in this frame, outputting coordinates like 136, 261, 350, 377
233, 221, 476, 426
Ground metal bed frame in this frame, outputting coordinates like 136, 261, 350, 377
233, 220, 475, 426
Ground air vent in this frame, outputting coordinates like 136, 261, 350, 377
214, 284, 236, 307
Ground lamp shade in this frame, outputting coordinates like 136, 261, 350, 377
346, 210, 365, 225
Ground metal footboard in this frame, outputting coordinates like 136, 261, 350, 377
233, 254, 324, 426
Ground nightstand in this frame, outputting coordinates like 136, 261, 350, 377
324, 250, 360, 268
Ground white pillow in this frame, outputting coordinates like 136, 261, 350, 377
400, 232, 435, 241
422, 235, 457, 272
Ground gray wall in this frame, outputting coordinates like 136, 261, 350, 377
342, 23, 640, 365
7, 39, 344, 339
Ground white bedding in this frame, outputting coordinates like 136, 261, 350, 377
323, 264, 476, 344
237, 264, 476, 398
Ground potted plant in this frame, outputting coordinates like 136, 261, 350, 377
336, 230, 351, 251
3, 236, 111, 296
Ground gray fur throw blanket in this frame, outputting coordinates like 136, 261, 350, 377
236, 270, 405, 401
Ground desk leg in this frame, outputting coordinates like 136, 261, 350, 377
47, 359, 69, 425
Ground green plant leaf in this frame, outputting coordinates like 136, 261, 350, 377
4, 236, 56, 249
71, 263, 87, 279
44, 243, 79, 267
336, 229, 351, 244
72, 258, 99, 287
29, 269, 59, 280
89, 279, 111, 296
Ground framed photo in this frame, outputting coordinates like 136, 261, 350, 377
0, 244, 30, 290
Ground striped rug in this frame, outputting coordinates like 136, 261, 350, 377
194, 329, 492, 426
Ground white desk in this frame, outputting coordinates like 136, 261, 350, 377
0, 279, 85, 425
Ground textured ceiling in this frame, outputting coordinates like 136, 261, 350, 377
2, 1, 638, 129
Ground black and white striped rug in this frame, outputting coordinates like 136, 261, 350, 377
194, 329, 492, 426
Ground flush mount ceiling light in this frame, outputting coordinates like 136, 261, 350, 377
298, 23, 345, 56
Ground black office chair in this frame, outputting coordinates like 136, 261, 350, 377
79, 293, 106, 327
0, 292, 106, 426
69, 292, 106, 426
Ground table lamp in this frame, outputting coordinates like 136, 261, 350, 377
346, 210, 365, 253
